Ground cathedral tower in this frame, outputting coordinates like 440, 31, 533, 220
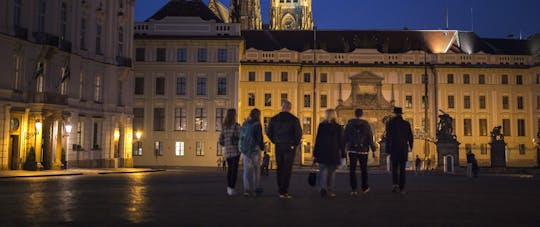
230, 0, 262, 30
270, 0, 314, 30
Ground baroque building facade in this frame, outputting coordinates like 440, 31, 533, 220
133, 0, 242, 167
0, 0, 135, 170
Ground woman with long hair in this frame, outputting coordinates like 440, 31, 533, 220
219, 109, 241, 196
313, 109, 345, 197
239, 108, 264, 196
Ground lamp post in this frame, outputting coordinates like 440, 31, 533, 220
64, 123, 72, 169
35, 120, 43, 167
135, 130, 142, 156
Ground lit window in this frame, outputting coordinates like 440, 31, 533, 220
406, 96, 413, 109
303, 117, 312, 135
195, 108, 207, 131
265, 93, 272, 107
175, 142, 185, 156
304, 94, 311, 108
248, 93, 255, 106
196, 142, 205, 156
154, 141, 163, 156
216, 108, 225, 131
463, 119, 472, 136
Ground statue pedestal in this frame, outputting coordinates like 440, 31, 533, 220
490, 141, 506, 168
437, 140, 460, 170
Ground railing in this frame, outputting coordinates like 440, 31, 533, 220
116, 56, 132, 67
31, 92, 68, 105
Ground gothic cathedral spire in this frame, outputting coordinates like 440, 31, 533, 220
270, 0, 314, 30
230, 0, 262, 30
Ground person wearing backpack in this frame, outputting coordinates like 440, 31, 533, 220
219, 109, 241, 196
266, 100, 302, 199
313, 109, 345, 198
344, 109, 377, 195
239, 109, 265, 196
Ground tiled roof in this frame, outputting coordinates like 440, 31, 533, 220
146, 0, 223, 23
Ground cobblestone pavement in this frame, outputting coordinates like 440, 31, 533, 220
0, 168, 538, 227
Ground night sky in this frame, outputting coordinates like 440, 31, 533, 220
135, 0, 540, 39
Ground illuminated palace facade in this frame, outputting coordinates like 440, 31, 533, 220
130, 0, 539, 168
0, 0, 136, 170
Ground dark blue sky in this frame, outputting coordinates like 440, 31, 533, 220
135, 0, 540, 39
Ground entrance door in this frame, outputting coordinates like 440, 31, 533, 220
10, 135, 19, 170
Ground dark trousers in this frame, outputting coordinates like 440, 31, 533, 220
275, 144, 295, 195
391, 159, 407, 190
226, 156, 240, 188
349, 153, 369, 191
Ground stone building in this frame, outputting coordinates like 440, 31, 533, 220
239, 30, 540, 167
132, 0, 242, 167
270, 0, 314, 30
0, 0, 135, 170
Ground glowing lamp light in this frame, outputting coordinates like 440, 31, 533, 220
65, 124, 72, 135
35, 121, 42, 133
135, 131, 142, 140
114, 130, 120, 140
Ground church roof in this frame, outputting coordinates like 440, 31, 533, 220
146, 0, 223, 23
242, 30, 540, 55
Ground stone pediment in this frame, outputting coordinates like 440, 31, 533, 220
338, 71, 393, 110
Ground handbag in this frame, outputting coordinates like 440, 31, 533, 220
307, 162, 317, 187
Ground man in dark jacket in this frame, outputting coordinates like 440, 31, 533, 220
266, 100, 302, 199
385, 107, 413, 194
344, 109, 377, 195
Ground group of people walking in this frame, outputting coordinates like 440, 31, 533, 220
219, 100, 413, 198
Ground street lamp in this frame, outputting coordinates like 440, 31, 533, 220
135, 130, 142, 156
65, 123, 72, 135
135, 131, 142, 140
35, 121, 42, 133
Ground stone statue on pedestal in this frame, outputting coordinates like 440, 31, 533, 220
436, 111, 457, 142
436, 111, 459, 169
489, 126, 507, 168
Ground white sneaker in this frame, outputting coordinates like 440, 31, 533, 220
227, 187, 234, 196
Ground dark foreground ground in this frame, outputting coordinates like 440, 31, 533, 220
0, 168, 539, 227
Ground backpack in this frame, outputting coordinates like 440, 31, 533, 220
348, 121, 368, 151
239, 121, 259, 154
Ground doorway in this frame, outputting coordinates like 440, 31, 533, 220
10, 135, 20, 170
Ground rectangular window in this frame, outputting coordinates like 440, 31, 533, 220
155, 77, 165, 95
92, 122, 101, 149
479, 74, 486, 84
94, 76, 102, 102
135, 77, 144, 95
463, 74, 470, 84
517, 96, 524, 110
405, 96, 413, 109
154, 141, 163, 156
517, 119, 526, 136
217, 78, 227, 96
248, 93, 255, 106
76, 121, 84, 148
156, 48, 166, 62
248, 72, 256, 82
136, 48, 145, 61
281, 72, 288, 82
264, 93, 272, 107
304, 73, 311, 83
464, 96, 471, 109
197, 48, 207, 62
448, 96, 455, 109
502, 96, 509, 110
133, 108, 144, 132
216, 108, 225, 131
153, 108, 165, 131
502, 119, 511, 136
303, 117, 312, 135
479, 119, 488, 136
80, 17, 86, 50
320, 73, 328, 83
519, 144, 526, 155
447, 74, 454, 84
96, 25, 102, 54
304, 142, 311, 154
281, 93, 288, 102
405, 74, 413, 84
217, 49, 228, 62
265, 72, 272, 82
196, 142, 205, 156
501, 75, 508, 84
14, 0, 22, 27
516, 75, 523, 85
174, 108, 186, 131
480, 144, 488, 155
479, 96, 486, 109
195, 108, 207, 131
422, 74, 428, 84
463, 119, 472, 136
176, 77, 186, 95
320, 95, 328, 108
175, 142, 185, 156
304, 94, 311, 108
197, 78, 207, 96
177, 48, 187, 62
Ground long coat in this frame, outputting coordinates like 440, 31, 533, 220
313, 121, 345, 165
385, 116, 414, 161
